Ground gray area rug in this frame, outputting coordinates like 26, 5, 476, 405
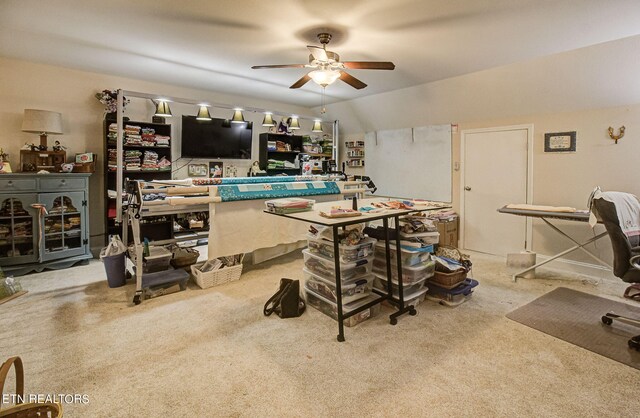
506, 287, 640, 369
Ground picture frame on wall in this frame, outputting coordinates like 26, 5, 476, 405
188, 163, 208, 177
209, 161, 223, 178
544, 131, 576, 152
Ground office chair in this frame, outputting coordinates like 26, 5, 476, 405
591, 196, 640, 350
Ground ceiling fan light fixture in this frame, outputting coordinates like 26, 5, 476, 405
289, 116, 301, 130
311, 120, 323, 133
309, 69, 341, 87
231, 108, 245, 123
196, 105, 212, 121
154, 100, 172, 117
262, 112, 276, 127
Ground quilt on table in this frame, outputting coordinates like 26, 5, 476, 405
191, 175, 327, 186
216, 181, 341, 202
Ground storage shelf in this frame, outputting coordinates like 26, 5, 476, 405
108, 169, 171, 174
305, 153, 333, 158
267, 150, 299, 154
0, 216, 32, 220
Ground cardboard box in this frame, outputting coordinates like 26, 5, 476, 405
436, 217, 459, 247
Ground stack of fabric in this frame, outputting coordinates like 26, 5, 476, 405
124, 125, 142, 146
157, 156, 171, 170
108, 149, 118, 171
124, 150, 142, 171
107, 123, 118, 145
267, 159, 285, 170
141, 127, 156, 146
141, 151, 159, 170
155, 135, 170, 147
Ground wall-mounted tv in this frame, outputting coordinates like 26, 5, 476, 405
181, 116, 252, 159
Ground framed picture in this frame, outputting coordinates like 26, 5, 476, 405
188, 163, 208, 177
209, 161, 223, 178
544, 131, 576, 152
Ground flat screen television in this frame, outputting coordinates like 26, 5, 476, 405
181, 116, 252, 159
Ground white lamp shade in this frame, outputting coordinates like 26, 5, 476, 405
312, 120, 323, 132
155, 101, 172, 117
231, 109, 245, 123
21, 109, 63, 134
196, 105, 212, 120
262, 113, 275, 126
289, 116, 300, 130
309, 69, 341, 86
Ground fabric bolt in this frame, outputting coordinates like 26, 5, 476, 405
589, 188, 640, 237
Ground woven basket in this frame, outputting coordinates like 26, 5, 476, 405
0, 356, 63, 418
430, 269, 467, 289
191, 263, 243, 289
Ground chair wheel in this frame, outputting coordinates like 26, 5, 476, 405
409, 309, 417, 316
390, 318, 398, 325
601, 315, 613, 326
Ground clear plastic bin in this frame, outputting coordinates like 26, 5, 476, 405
305, 288, 380, 327
372, 256, 435, 284
379, 286, 429, 309
374, 242, 433, 267
372, 272, 427, 297
399, 231, 440, 245
129, 246, 172, 273
307, 235, 377, 263
302, 249, 374, 281
303, 268, 373, 304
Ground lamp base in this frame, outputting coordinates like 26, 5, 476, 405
39, 133, 48, 150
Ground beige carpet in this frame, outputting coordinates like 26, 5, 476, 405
507, 287, 640, 369
1, 251, 639, 417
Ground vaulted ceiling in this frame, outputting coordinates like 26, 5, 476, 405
2, 0, 640, 107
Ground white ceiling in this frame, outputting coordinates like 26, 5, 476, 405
2, 0, 640, 108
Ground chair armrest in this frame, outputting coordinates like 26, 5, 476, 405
631, 254, 640, 270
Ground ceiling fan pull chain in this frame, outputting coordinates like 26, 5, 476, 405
321, 87, 327, 114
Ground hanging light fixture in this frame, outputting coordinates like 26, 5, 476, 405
231, 108, 245, 123
154, 100, 172, 117
262, 112, 276, 127
308, 69, 341, 87
289, 116, 300, 130
311, 120, 323, 133
196, 105, 212, 121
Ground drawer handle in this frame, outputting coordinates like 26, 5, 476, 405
7, 181, 12, 186
60, 180, 66, 184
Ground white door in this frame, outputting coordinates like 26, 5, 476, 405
461, 126, 531, 256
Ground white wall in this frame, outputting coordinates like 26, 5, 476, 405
316, 35, 640, 274
0, 57, 314, 250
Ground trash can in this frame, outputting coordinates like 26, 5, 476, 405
103, 252, 126, 288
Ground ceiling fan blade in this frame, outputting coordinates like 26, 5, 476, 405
339, 72, 367, 90
252, 64, 307, 69
307, 46, 328, 62
343, 61, 396, 70
290, 73, 312, 89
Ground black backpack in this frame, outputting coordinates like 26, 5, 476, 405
263, 278, 306, 318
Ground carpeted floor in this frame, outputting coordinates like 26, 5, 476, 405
1, 251, 639, 417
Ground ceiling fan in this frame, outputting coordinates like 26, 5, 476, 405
251, 33, 395, 90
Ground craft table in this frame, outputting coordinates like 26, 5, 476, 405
498, 205, 611, 281
267, 197, 449, 342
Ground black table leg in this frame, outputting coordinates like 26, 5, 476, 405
333, 225, 345, 342
389, 214, 416, 324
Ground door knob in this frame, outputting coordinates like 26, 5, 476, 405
465, 186, 471, 191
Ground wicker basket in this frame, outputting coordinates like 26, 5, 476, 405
191, 262, 243, 289
170, 247, 200, 269
0, 356, 63, 417
430, 269, 467, 289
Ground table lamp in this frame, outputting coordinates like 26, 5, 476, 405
21, 109, 63, 150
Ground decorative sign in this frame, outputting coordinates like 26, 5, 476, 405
187, 163, 208, 177
544, 131, 576, 152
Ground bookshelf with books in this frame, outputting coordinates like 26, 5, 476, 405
345, 139, 365, 169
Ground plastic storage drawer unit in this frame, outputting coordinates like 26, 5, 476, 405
303, 249, 374, 281
305, 289, 380, 327
372, 257, 435, 284
378, 286, 429, 309
426, 278, 478, 307
374, 242, 432, 267
304, 268, 373, 305
307, 235, 377, 263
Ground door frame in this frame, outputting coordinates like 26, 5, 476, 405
459, 124, 534, 253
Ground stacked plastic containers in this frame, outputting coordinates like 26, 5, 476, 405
303, 230, 379, 327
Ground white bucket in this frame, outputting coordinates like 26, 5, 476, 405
506, 251, 536, 279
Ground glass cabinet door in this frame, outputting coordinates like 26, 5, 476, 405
0, 194, 38, 266
38, 191, 87, 262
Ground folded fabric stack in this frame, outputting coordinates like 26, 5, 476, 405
275, 140, 287, 151
124, 150, 142, 171
141, 150, 159, 170
0, 223, 10, 239
107, 123, 119, 145
124, 125, 142, 146
108, 149, 118, 171
427, 210, 458, 222
140, 127, 156, 146
155, 135, 170, 147
267, 159, 285, 169
157, 156, 171, 170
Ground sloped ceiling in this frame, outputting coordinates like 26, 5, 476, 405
2, 0, 640, 107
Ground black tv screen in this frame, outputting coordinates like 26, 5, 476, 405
181, 116, 252, 159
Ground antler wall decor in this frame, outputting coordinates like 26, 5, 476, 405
608, 126, 625, 144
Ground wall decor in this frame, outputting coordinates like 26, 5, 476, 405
544, 131, 576, 152
188, 163, 208, 177
224, 164, 238, 178
209, 161, 224, 178
607, 126, 625, 144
